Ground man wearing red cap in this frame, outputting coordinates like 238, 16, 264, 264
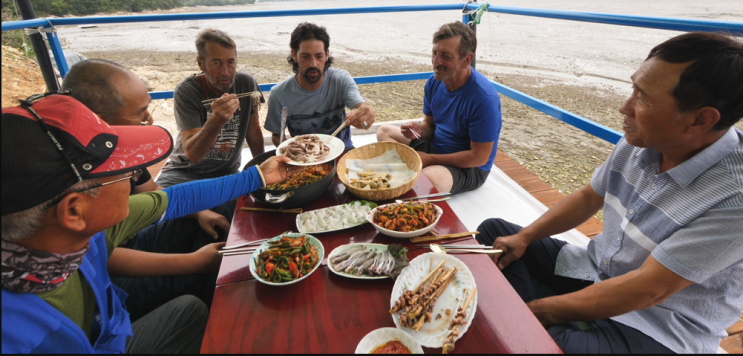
62, 58, 236, 321
1, 94, 296, 353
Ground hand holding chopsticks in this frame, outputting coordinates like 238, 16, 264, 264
326, 105, 368, 143
401, 121, 423, 140
201, 91, 261, 106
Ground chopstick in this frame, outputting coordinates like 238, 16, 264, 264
410, 128, 422, 139
328, 120, 347, 139
395, 196, 450, 204
218, 246, 256, 254
240, 207, 303, 214
326, 105, 366, 143
402, 192, 451, 200
223, 250, 257, 257
414, 244, 491, 249
409, 231, 479, 244
201, 92, 259, 106
222, 238, 270, 250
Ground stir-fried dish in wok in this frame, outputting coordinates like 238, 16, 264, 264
373, 202, 438, 233
254, 234, 320, 283
265, 163, 333, 190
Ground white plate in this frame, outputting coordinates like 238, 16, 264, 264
276, 134, 345, 166
355, 327, 424, 354
367, 203, 443, 239
296, 201, 376, 234
327, 243, 390, 280
390, 253, 477, 348
248, 232, 324, 286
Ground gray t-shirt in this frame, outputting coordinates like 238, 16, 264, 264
264, 67, 364, 149
156, 72, 264, 187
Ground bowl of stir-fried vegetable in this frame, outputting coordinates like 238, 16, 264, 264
368, 202, 443, 239
243, 149, 336, 208
250, 232, 324, 285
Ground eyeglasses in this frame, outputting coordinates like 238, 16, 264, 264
44, 170, 144, 208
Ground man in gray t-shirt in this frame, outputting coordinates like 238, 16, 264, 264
157, 29, 265, 187
264, 22, 375, 149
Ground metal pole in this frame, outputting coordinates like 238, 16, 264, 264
16, 0, 60, 92
462, 8, 477, 69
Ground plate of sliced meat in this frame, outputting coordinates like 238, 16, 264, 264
277, 134, 345, 166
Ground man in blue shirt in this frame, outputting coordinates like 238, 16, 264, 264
377, 22, 502, 194
476, 32, 743, 353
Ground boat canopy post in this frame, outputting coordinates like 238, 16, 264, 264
16, 0, 59, 92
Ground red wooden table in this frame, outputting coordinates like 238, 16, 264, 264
203, 173, 561, 353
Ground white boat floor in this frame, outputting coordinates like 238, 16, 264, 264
244, 133, 590, 247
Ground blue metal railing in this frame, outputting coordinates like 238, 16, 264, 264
3, 4, 741, 145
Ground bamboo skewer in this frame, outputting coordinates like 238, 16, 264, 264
414, 261, 446, 294
442, 287, 477, 354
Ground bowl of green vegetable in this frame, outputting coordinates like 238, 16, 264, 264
250, 232, 324, 286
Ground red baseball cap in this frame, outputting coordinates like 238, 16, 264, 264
2, 94, 173, 215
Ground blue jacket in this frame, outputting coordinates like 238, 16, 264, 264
2, 232, 132, 354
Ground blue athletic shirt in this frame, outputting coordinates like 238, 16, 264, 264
422, 68, 502, 171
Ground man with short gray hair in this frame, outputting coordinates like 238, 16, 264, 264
157, 28, 265, 187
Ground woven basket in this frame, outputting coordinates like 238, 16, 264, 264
337, 141, 423, 201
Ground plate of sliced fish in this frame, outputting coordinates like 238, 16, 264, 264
327, 243, 404, 280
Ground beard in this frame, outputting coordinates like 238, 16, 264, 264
207, 74, 235, 93
302, 67, 323, 84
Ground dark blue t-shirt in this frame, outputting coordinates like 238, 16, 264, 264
422, 68, 502, 170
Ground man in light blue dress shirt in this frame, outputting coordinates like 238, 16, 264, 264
476, 32, 743, 353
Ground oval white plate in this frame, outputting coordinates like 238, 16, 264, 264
355, 327, 424, 354
296, 201, 376, 234
276, 134, 345, 166
248, 232, 324, 286
390, 252, 477, 348
367, 203, 443, 239
327, 243, 390, 280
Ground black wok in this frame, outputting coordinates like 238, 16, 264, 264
242, 149, 336, 209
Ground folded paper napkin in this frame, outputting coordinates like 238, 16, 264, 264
346, 149, 417, 190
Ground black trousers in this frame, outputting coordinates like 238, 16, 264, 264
126, 295, 207, 354
113, 201, 235, 321
475, 218, 674, 354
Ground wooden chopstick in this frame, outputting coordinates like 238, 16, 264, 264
223, 250, 256, 257
201, 92, 257, 106
328, 120, 347, 139
240, 207, 303, 214
218, 246, 256, 254
222, 238, 270, 250
409, 231, 479, 244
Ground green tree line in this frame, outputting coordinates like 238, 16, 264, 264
1, 0, 256, 17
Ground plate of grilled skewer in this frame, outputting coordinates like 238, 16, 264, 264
389, 253, 477, 350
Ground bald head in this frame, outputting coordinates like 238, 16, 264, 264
62, 59, 152, 125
